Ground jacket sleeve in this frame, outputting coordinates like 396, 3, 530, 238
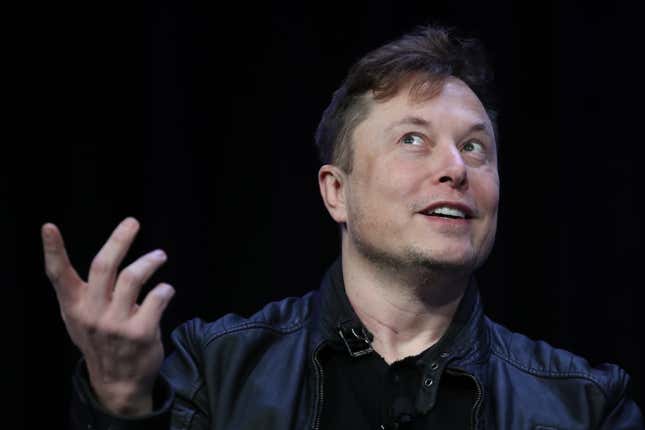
69, 358, 175, 430
68, 318, 211, 430
598, 370, 645, 430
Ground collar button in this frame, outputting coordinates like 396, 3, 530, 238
423, 377, 434, 388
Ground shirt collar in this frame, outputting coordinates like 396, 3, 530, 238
317, 255, 486, 365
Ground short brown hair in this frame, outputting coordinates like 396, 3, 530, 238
314, 24, 498, 173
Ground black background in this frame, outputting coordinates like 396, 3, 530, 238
18, 1, 645, 427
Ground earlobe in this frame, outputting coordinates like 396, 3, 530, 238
318, 164, 348, 223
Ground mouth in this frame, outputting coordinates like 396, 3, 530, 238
419, 202, 475, 220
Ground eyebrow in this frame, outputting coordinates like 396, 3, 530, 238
385, 116, 431, 132
465, 122, 491, 136
385, 115, 492, 137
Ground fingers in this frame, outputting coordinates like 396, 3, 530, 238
110, 250, 168, 319
43, 217, 173, 337
135, 283, 175, 331
42, 223, 83, 303
87, 217, 141, 309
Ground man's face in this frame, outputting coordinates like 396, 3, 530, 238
342, 76, 499, 274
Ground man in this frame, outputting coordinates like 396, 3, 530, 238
42, 25, 643, 429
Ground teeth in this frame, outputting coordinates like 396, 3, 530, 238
428, 206, 466, 218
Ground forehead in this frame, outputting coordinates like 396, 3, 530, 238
359, 76, 493, 135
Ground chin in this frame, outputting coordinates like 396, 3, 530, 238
351, 232, 479, 274
404, 246, 478, 273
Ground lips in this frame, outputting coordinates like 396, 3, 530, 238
419, 201, 475, 220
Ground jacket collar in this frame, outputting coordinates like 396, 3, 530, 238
314, 256, 490, 366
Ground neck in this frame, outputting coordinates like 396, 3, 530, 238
341, 241, 470, 364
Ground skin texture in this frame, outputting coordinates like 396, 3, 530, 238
318, 76, 499, 363
42, 218, 175, 416
41, 75, 500, 415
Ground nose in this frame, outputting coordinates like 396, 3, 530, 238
433, 144, 467, 189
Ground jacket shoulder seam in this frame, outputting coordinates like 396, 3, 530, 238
490, 346, 610, 400
202, 314, 312, 348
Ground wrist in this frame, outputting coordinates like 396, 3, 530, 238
91, 382, 155, 417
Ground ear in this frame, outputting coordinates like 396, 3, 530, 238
318, 164, 348, 224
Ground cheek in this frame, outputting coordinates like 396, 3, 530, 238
357, 157, 422, 204
472, 169, 500, 212
377, 158, 428, 198
470, 171, 499, 252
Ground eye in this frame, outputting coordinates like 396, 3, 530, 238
400, 133, 424, 146
462, 140, 484, 153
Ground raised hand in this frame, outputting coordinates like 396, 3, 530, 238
42, 217, 175, 416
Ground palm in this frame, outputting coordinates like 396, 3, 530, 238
42, 217, 174, 416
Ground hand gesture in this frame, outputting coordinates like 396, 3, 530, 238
42, 217, 175, 416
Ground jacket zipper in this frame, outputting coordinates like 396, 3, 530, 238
445, 368, 483, 430
312, 343, 326, 430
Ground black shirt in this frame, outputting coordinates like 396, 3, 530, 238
319, 260, 478, 429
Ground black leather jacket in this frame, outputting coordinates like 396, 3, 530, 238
72, 259, 644, 429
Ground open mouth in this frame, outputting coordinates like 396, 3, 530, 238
420, 206, 471, 220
